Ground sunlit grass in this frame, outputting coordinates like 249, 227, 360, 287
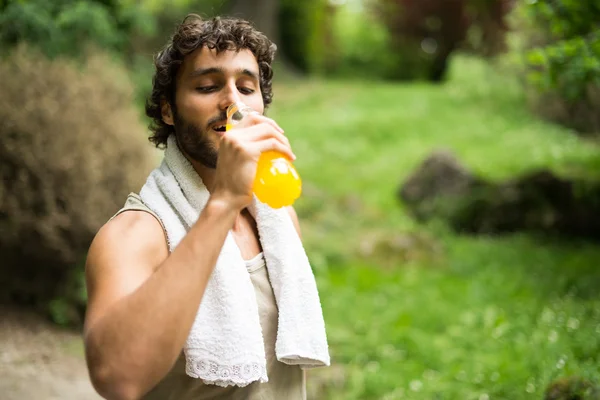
268, 55, 600, 399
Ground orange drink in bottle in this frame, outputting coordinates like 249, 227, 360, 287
226, 102, 302, 208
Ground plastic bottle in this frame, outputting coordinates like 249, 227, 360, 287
225, 102, 302, 208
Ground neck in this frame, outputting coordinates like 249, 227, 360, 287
181, 150, 245, 227
176, 142, 246, 225
176, 145, 217, 192
190, 157, 217, 193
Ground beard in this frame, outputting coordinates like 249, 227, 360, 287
173, 113, 219, 169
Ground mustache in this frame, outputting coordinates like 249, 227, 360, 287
206, 112, 228, 129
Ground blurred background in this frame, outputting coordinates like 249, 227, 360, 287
1, 0, 599, 399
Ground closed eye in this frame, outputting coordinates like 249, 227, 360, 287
239, 87, 255, 95
196, 86, 217, 93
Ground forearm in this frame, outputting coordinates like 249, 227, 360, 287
85, 197, 238, 399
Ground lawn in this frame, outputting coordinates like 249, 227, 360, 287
268, 55, 600, 399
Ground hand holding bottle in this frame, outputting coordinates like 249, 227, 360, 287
225, 102, 302, 209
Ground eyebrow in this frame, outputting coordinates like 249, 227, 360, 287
189, 67, 259, 81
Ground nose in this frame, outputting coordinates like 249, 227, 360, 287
218, 81, 242, 112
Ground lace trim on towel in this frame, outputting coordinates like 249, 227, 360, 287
185, 359, 268, 388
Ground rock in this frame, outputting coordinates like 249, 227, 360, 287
399, 150, 600, 240
399, 149, 485, 222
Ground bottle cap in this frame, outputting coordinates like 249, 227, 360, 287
226, 102, 255, 125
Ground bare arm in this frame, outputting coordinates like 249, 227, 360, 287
84, 198, 238, 400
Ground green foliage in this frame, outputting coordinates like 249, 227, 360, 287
326, 4, 400, 79
139, 0, 225, 14
278, 0, 328, 74
0, 0, 156, 58
524, 0, 600, 101
508, 0, 600, 133
267, 55, 600, 398
527, 32, 600, 102
49, 256, 88, 327
528, 0, 599, 39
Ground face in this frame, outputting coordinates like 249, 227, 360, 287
164, 47, 264, 168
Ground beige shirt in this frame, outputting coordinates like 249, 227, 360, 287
113, 194, 306, 400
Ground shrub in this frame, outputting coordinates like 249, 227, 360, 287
512, 0, 600, 134
0, 46, 157, 325
0, 0, 156, 59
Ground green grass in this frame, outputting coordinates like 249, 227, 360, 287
267, 55, 600, 399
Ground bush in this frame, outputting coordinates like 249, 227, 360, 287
0, 46, 157, 325
512, 0, 600, 134
0, 0, 156, 59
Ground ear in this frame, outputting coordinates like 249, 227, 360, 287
161, 98, 174, 126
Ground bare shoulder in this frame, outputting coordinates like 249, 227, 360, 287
87, 210, 169, 274
286, 206, 302, 238
84, 210, 169, 333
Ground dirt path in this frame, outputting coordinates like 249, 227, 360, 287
0, 305, 343, 399
0, 305, 101, 400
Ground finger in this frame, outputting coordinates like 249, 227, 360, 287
222, 126, 294, 161
232, 123, 291, 149
237, 113, 284, 133
253, 139, 296, 161
262, 116, 285, 134
251, 124, 291, 148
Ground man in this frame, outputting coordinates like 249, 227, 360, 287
83, 14, 329, 400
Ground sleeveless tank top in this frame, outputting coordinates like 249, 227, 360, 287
111, 193, 306, 400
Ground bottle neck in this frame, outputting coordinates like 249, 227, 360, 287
226, 102, 254, 126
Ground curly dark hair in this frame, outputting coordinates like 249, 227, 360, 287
145, 14, 277, 148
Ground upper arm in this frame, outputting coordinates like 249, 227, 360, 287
286, 206, 302, 239
83, 211, 169, 336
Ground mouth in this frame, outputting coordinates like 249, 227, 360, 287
211, 123, 227, 134
212, 125, 226, 135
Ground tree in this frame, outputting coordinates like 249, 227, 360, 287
229, 0, 280, 46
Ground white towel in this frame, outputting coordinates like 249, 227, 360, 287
139, 135, 330, 387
